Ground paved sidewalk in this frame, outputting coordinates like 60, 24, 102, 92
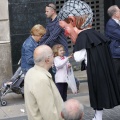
74, 70, 87, 81
0, 70, 120, 120
0, 93, 26, 120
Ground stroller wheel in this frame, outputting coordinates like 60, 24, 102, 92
1, 100, 7, 106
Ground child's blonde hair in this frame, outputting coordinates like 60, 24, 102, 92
52, 44, 64, 57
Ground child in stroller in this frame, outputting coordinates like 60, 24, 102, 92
0, 66, 24, 106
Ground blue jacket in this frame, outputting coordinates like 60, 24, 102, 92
105, 18, 120, 58
21, 36, 39, 73
39, 17, 68, 56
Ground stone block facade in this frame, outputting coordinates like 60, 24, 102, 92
0, 0, 12, 86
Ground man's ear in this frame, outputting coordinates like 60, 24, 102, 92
80, 112, 84, 120
61, 112, 64, 118
45, 58, 49, 63
68, 16, 76, 27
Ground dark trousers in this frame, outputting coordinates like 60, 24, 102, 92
113, 58, 120, 88
49, 67, 55, 82
56, 83, 68, 101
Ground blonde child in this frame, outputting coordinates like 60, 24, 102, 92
52, 44, 72, 101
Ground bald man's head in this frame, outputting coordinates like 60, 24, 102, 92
61, 99, 84, 120
34, 45, 53, 68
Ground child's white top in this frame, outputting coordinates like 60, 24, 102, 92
54, 56, 69, 83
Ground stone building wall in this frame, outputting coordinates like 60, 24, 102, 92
0, 0, 12, 86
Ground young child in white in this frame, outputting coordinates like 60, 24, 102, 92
52, 44, 72, 101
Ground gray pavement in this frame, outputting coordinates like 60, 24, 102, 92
0, 70, 120, 120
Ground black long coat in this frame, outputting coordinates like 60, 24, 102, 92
74, 29, 120, 109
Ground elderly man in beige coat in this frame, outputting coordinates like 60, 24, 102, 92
24, 45, 63, 120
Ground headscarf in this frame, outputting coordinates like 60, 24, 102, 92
58, 0, 93, 29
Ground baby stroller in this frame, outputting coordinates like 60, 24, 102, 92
0, 66, 24, 106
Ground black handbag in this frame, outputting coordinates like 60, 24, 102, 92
81, 60, 86, 71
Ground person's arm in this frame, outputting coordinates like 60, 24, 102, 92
25, 46, 34, 65
33, 79, 61, 120
39, 28, 50, 45
111, 27, 120, 41
42, 23, 63, 45
54, 57, 69, 69
74, 49, 87, 63
106, 21, 120, 41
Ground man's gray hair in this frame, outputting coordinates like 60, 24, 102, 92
107, 5, 118, 17
62, 99, 84, 120
34, 48, 52, 65
34, 53, 44, 64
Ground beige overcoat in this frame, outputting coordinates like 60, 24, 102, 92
24, 65, 63, 120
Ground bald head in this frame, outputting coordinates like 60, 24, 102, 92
61, 99, 84, 120
34, 45, 53, 69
